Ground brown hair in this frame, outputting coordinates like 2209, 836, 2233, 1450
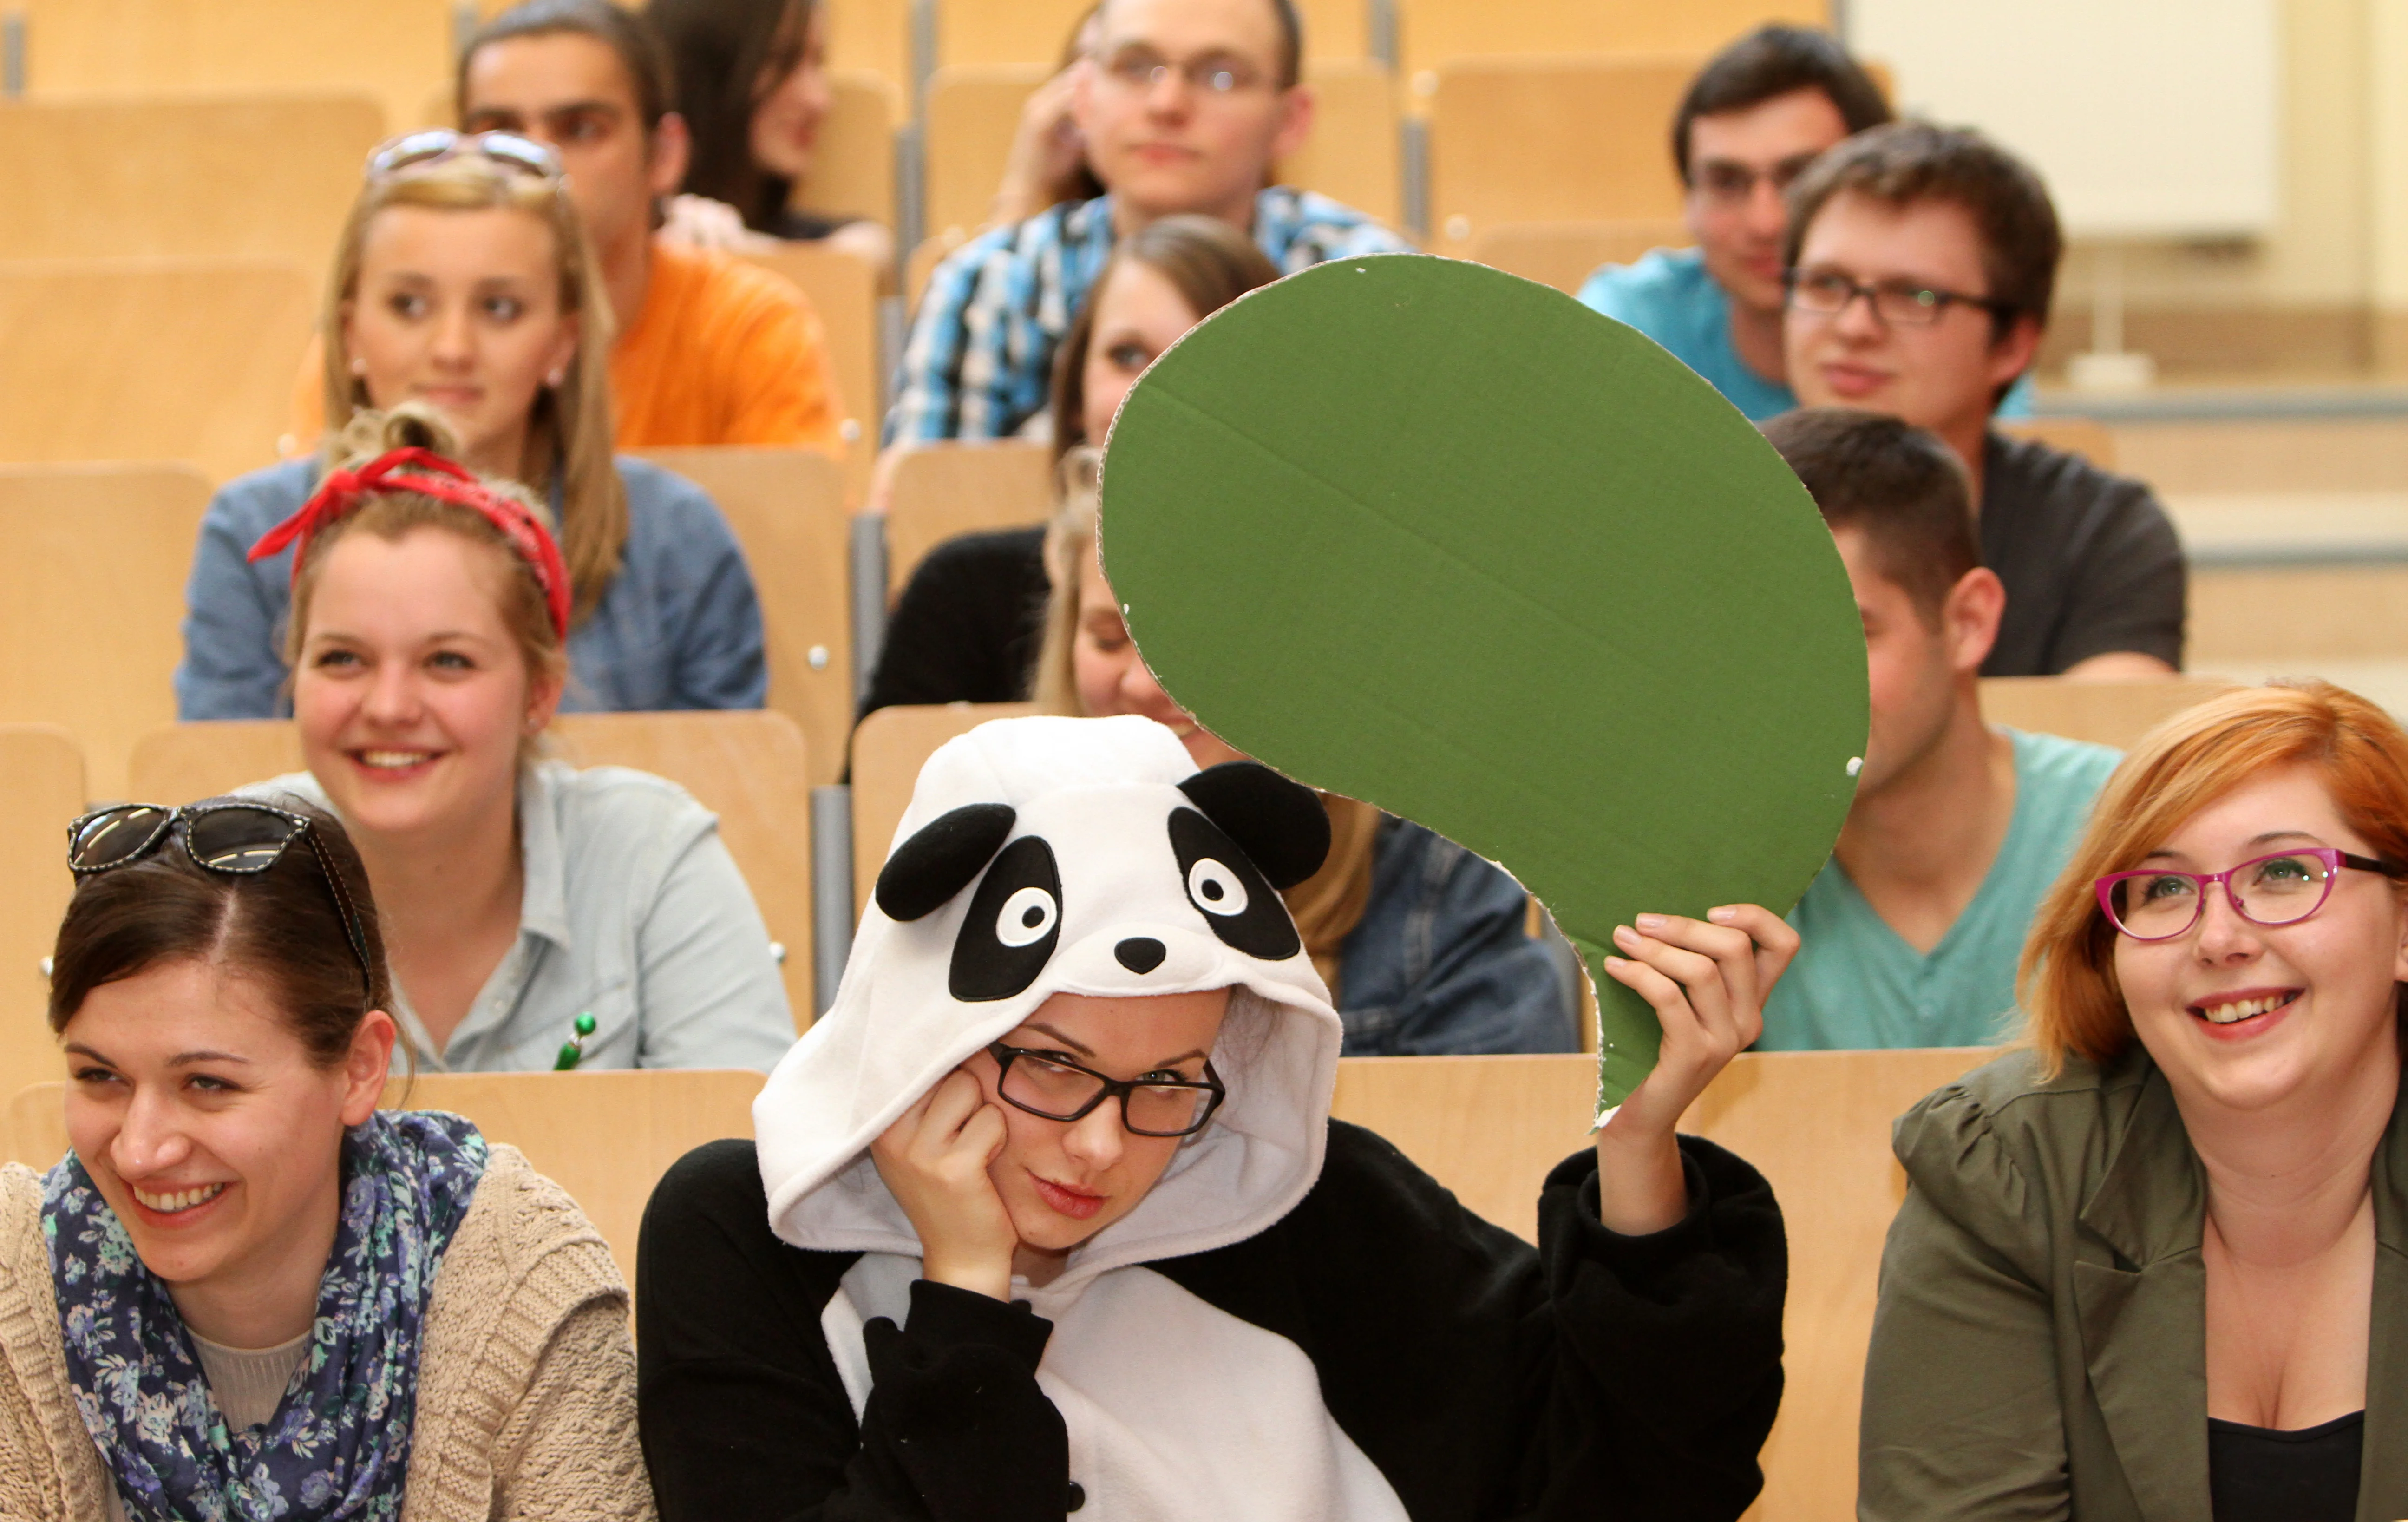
1672, 24, 1891, 184
1761, 407, 1977, 627
650, 0, 814, 230
1094, 0, 1302, 91
1030, 452, 1378, 990
2020, 682, 2408, 1078
1048, 214, 1283, 461
321, 151, 626, 625
463, 0, 677, 138
287, 407, 570, 764
49, 797, 393, 1068
1784, 119, 2063, 336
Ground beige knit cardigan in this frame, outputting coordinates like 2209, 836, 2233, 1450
0, 1143, 656, 1522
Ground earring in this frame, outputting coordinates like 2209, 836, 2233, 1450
348, 356, 368, 377
545, 367, 566, 388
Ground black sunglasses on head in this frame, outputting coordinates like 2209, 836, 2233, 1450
67, 802, 375, 997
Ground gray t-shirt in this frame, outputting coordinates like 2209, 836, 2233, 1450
1978, 432, 2188, 676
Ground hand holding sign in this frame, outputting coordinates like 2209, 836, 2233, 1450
1096, 254, 1867, 1109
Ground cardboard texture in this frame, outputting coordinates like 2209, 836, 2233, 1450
1099, 254, 1867, 1108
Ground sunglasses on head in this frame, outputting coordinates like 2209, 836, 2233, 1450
67, 802, 376, 997
366, 128, 563, 184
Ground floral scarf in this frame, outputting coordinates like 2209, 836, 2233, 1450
42, 1110, 489, 1522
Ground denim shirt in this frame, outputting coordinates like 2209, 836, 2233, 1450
1334, 818, 1580, 1056
175, 456, 768, 719
251, 763, 798, 1073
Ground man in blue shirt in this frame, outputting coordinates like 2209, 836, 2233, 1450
884, 0, 1407, 447
1577, 27, 1891, 421
1754, 409, 2120, 1050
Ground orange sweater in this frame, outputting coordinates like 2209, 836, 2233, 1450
290, 241, 845, 455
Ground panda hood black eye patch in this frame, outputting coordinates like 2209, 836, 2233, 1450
1169, 807, 1301, 962
949, 834, 1061, 1001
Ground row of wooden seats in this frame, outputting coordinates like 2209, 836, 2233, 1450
0, 1040, 1973, 1519
1, 0, 1823, 108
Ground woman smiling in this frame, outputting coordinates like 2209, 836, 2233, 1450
0, 797, 649, 1521
1862, 681, 2408, 1522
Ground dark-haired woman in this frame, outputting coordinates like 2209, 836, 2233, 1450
0, 797, 651, 1521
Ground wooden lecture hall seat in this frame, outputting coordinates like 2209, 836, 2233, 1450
936, 0, 1368, 69
820, 0, 914, 99
0, 467, 215, 800
1978, 676, 2238, 751
1468, 219, 1692, 296
7, 0, 452, 142
849, 701, 1037, 913
0, 96, 386, 283
1276, 60, 1404, 230
791, 73, 903, 236
1330, 1044, 1989, 1520
1393, 0, 1826, 78
0, 728, 84, 1102
1996, 415, 2119, 471
1426, 55, 1697, 255
884, 440, 1057, 599
2, 1069, 767, 1287
0, 262, 312, 485
127, 710, 820, 1023
635, 445, 855, 787
735, 244, 883, 500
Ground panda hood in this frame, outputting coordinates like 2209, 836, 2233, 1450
755, 715, 1345, 1286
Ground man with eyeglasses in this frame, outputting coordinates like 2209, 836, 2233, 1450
1754, 408, 2122, 1050
1570, 27, 2028, 423
1783, 121, 2185, 679
883, 0, 1408, 448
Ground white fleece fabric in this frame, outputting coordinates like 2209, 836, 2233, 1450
754, 715, 1406, 1521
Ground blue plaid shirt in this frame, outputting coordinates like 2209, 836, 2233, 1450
885, 187, 1412, 444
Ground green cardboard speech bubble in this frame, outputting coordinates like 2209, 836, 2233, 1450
1098, 254, 1867, 1109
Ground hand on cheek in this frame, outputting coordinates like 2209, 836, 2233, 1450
870, 1069, 1020, 1300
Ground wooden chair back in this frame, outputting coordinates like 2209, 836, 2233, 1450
1467, 218, 1693, 295
0, 260, 314, 485
936, 0, 1368, 68
849, 702, 1038, 912
0, 96, 384, 282
737, 244, 882, 503
885, 441, 1057, 601
2189, 567, 2408, 667
1329, 1045, 1989, 1521
790, 72, 900, 232
128, 712, 819, 1023
635, 447, 854, 789
1977, 676, 2240, 752
11, 0, 447, 142
1394, 0, 1826, 78
1427, 55, 1698, 254
1996, 416, 2119, 471
4, 1069, 766, 1286
1279, 61, 1403, 229
0, 729, 83, 1103
0, 466, 215, 798
923, 64, 1056, 243
822, 0, 914, 98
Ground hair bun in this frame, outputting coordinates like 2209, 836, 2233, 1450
336, 401, 460, 469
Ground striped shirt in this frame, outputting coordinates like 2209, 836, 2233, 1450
884, 187, 1412, 444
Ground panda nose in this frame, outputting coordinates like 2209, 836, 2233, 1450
1113, 937, 1167, 974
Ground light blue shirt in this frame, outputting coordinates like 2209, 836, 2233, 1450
252, 762, 798, 1074
1576, 245, 2037, 422
1760, 728, 2120, 1050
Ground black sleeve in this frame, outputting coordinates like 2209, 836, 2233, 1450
858, 530, 1051, 721
637, 1139, 1071, 1522
2048, 476, 2187, 671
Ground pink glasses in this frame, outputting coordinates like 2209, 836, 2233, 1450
2094, 847, 2405, 942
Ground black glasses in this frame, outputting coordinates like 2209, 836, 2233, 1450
2094, 847, 2407, 942
366, 129, 563, 183
1783, 267, 2010, 328
986, 1041, 1226, 1138
68, 803, 375, 995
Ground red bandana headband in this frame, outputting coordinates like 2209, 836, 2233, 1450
248, 447, 573, 640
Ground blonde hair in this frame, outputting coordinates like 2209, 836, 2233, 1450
286, 405, 570, 767
319, 153, 625, 625
2020, 680, 2408, 1078
1034, 448, 1381, 991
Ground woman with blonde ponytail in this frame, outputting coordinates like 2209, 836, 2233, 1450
177, 130, 768, 719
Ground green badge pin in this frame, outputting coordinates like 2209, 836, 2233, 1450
554, 1010, 597, 1071
1098, 254, 1867, 1110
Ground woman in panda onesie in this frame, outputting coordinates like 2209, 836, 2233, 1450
637, 715, 1791, 1522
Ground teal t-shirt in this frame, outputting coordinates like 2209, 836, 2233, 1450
1575, 245, 2038, 423
1759, 728, 2120, 1050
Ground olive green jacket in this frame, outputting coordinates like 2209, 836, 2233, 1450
1859, 1045, 2408, 1522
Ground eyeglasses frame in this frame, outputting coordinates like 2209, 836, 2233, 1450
2093, 846, 2408, 943
1781, 267, 2013, 330
984, 1040, 1227, 1137
67, 801, 377, 997
1094, 46, 1269, 98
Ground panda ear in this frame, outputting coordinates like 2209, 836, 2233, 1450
1177, 763, 1330, 890
876, 803, 1018, 921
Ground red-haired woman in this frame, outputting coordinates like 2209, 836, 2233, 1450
1861, 681, 2408, 1522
